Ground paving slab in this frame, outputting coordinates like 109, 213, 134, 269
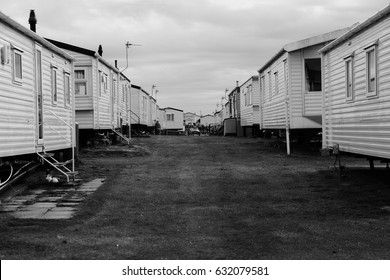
57, 202, 79, 207
2, 178, 104, 219
21, 202, 57, 210
27, 189, 47, 195
12, 208, 48, 219
42, 208, 75, 219
0, 205, 23, 212
9, 195, 37, 203
37, 196, 64, 202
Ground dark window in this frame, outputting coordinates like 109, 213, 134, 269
305, 58, 322, 92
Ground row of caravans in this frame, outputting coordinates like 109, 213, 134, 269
219, 28, 350, 143
0, 10, 183, 188
218, 4, 390, 163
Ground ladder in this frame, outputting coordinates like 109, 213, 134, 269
36, 148, 78, 183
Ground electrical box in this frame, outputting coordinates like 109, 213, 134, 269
0, 39, 11, 65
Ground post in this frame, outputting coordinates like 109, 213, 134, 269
286, 128, 291, 156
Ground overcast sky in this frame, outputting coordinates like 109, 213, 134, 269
2, 0, 389, 115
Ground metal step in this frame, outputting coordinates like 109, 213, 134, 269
52, 159, 73, 167
38, 152, 55, 157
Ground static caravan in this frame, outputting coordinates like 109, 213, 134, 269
119, 72, 131, 137
224, 84, 241, 136
0, 11, 76, 184
158, 107, 166, 132
200, 115, 216, 126
130, 84, 150, 131
46, 39, 121, 144
162, 107, 184, 133
319, 5, 390, 162
258, 28, 350, 154
240, 76, 260, 137
184, 112, 199, 126
148, 95, 157, 132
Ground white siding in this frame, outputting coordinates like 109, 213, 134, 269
240, 76, 260, 127
260, 53, 288, 129
41, 49, 74, 152
0, 18, 74, 158
164, 108, 184, 130
322, 15, 390, 159
0, 25, 36, 157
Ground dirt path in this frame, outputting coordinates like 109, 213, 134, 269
1, 135, 390, 259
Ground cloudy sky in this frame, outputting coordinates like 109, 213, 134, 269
2, 0, 389, 114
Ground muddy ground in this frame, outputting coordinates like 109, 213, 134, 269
1, 135, 390, 259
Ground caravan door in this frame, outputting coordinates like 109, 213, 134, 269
35, 44, 44, 145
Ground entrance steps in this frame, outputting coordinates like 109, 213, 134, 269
36, 148, 79, 184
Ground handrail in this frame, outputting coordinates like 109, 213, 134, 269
111, 127, 131, 145
46, 110, 75, 173
128, 109, 140, 124
47, 126, 71, 143
47, 110, 72, 129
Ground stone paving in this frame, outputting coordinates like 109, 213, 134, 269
0, 178, 105, 219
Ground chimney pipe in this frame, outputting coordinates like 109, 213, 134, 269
236, 81, 239, 87
29, 10, 37, 32
98, 45, 103, 56
115, 60, 118, 69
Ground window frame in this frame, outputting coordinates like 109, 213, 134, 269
304, 58, 322, 93
268, 71, 272, 100
274, 71, 279, 96
75, 68, 88, 96
51, 65, 58, 105
12, 47, 23, 85
64, 71, 71, 107
365, 43, 378, 98
344, 54, 354, 102
167, 113, 175, 122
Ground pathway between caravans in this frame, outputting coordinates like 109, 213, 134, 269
0, 179, 104, 219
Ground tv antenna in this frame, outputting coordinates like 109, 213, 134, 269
121, 41, 142, 73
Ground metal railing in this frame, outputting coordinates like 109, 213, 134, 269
46, 110, 75, 174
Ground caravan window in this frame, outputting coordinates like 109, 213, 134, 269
64, 73, 71, 106
304, 58, 321, 92
366, 45, 377, 97
167, 113, 174, 121
274, 72, 279, 96
75, 69, 87, 95
51, 66, 58, 104
345, 56, 354, 101
13, 49, 23, 84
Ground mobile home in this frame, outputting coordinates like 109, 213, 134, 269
119, 72, 131, 136
258, 28, 350, 154
184, 112, 199, 126
148, 95, 158, 132
319, 5, 390, 162
0, 11, 76, 184
130, 84, 150, 132
162, 107, 184, 133
46, 39, 122, 144
224, 84, 241, 136
240, 76, 260, 137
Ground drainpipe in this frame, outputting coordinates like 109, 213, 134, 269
284, 59, 291, 155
